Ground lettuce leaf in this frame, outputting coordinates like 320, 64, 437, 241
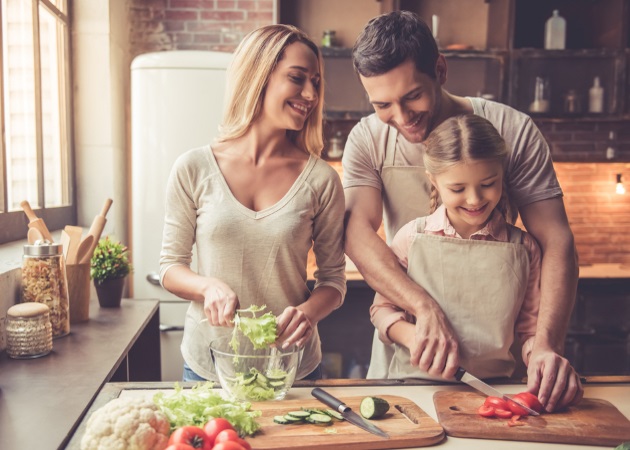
230, 305, 277, 352
153, 382, 261, 436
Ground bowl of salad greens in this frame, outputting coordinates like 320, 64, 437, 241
209, 334, 302, 402
209, 305, 303, 402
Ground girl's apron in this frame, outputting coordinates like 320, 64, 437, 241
366, 127, 529, 379
367, 127, 432, 378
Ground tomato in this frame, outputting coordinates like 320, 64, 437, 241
513, 392, 544, 413
235, 438, 252, 450
215, 428, 241, 444
483, 396, 510, 411
494, 408, 513, 419
203, 418, 235, 445
477, 405, 495, 417
506, 399, 529, 416
165, 445, 195, 450
168, 426, 213, 450
212, 442, 246, 450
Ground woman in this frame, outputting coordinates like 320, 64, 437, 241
160, 25, 346, 382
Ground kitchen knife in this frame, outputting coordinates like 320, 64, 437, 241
311, 388, 389, 439
454, 367, 540, 416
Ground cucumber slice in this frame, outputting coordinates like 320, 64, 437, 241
240, 373, 257, 385
287, 410, 311, 419
268, 380, 286, 388
283, 414, 304, 423
306, 413, 333, 426
273, 415, 291, 424
324, 409, 344, 421
359, 397, 390, 419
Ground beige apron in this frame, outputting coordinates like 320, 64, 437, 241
367, 127, 432, 378
387, 218, 529, 379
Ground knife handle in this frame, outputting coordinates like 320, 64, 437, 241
454, 367, 467, 381
312, 388, 349, 413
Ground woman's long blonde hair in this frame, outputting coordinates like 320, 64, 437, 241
217, 24, 324, 156
423, 114, 516, 223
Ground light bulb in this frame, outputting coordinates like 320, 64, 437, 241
616, 173, 626, 195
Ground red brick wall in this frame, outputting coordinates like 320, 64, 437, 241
129, 0, 274, 58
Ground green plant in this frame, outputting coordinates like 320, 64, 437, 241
90, 236, 132, 283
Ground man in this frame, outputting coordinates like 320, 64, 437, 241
343, 11, 582, 412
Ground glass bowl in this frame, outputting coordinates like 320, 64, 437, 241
209, 335, 303, 401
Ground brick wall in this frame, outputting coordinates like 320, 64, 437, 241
129, 0, 274, 58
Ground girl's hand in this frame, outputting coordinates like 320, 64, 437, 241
275, 306, 313, 349
202, 278, 238, 327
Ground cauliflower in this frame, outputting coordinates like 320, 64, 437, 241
80, 397, 170, 450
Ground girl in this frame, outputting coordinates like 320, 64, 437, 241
370, 114, 542, 380
160, 25, 346, 382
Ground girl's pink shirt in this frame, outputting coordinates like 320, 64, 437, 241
370, 204, 541, 364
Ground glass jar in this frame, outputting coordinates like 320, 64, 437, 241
322, 30, 336, 47
22, 241, 70, 338
6, 302, 53, 359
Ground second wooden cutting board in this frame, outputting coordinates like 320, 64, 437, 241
434, 390, 630, 446
247, 394, 444, 450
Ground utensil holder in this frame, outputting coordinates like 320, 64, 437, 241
66, 263, 91, 323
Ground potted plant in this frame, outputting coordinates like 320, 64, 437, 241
90, 236, 133, 307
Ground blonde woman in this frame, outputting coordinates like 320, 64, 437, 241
160, 25, 346, 382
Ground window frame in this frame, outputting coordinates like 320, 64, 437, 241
0, 0, 76, 244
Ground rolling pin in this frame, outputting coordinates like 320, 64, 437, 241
20, 200, 54, 243
79, 198, 113, 264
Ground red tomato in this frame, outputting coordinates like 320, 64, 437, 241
477, 405, 495, 417
203, 418, 235, 445
168, 426, 213, 450
212, 442, 246, 450
483, 396, 510, 411
506, 399, 529, 416
215, 429, 241, 444
236, 438, 252, 450
513, 392, 544, 413
494, 408, 513, 419
165, 445, 196, 450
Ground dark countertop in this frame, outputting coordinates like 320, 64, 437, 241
0, 298, 160, 450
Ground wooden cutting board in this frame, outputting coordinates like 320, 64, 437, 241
434, 391, 630, 446
247, 394, 444, 450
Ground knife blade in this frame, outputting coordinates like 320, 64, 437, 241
311, 388, 390, 438
454, 367, 540, 416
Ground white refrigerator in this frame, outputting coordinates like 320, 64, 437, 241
131, 50, 232, 381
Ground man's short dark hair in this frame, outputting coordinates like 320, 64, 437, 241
352, 10, 439, 78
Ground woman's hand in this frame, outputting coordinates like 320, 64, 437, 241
275, 306, 313, 349
202, 278, 238, 327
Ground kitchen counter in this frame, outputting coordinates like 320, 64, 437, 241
0, 298, 160, 450
65, 377, 630, 449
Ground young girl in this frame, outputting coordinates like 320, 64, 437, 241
160, 25, 346, 382
370, 114, 541, 380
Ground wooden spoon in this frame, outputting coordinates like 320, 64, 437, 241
20, 200, 54, 242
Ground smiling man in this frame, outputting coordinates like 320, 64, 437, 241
342, 11, 582, 412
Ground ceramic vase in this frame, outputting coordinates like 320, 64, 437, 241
94, 277, 125, 308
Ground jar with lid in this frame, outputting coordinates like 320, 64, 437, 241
321, 30, 336, 48
22, 241, 70, 338
6, 302, 53, 359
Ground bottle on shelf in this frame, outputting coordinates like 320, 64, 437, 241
588, 76, 604, 114
544, 10, 566, 50
529, 76, 550, 113
606, 131, 616, 160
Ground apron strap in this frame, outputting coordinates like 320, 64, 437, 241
507, 225, 524, 245
415, 216, 427, 234
383, 126, 398, 166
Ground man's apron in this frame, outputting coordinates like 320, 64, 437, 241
367, 127, 529, 379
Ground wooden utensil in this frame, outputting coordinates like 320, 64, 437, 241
27, 227, 44, 244
433, 390, 630, 446
20, 200, 54, 242
64, 225, 83, 265
60, 230, 71, 260
79, 198, 113, 264
76, 235, 94, 265
246, 395, 444, 449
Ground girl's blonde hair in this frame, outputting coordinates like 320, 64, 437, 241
423, 114, 516, 223
218, 24, 324, 156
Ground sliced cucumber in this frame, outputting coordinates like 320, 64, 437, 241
283, 414, 305, 423
287, 410, 312, 419
268, 380, 286, 388
324, 409, 344, 421
359, 397, 390, 419
273, 415, 291, 424
306, 413, 333, 426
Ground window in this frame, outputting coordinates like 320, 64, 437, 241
0, 0, 75, 244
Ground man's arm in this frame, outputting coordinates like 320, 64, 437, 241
344, 185, 460, 378
519, 197, 583, 411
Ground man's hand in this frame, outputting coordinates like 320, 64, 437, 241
411, 302, 460, 379
526, 342, 584, 412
